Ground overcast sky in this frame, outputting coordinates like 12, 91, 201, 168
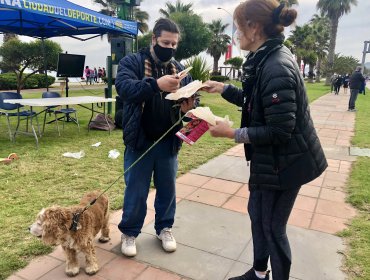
2, 0, 369, 69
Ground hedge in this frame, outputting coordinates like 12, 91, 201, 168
0, 73, 55, 90
210, 75, 230, 82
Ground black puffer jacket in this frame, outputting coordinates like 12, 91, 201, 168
349, 70, 365, 89
222, 45, 327, 190
115, 49, 191, 153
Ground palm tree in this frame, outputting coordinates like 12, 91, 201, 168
288, 24, 311, 66
159, 0, 193, 18
279, 0, 299, 7
316, 0, 358, 84
206, 19, 231, 74
310, 14, 330, 82
133, 7, 149, 34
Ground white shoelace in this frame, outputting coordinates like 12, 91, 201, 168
124, 236, 135, 246
161, 228, 174, 241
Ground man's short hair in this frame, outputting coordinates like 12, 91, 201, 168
153, 18, 180, 38
356, 66, 362, 72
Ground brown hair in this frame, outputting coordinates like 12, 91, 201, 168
153, 18, 181, 38
234, 0, 297, 38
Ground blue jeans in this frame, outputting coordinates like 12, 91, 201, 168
349, 88, 359, 109
118, 137, 178, 237
248, 187, 300, 280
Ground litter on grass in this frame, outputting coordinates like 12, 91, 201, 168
62, 151, 85, 159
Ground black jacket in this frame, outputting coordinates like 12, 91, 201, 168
222, 45, 327, 190
115, 49, 192, 153
349, 71, 365, 89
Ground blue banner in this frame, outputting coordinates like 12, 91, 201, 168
0, 0, 138, 38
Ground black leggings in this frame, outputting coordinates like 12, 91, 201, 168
248, 187, 300, 280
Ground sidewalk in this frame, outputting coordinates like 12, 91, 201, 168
8, 91, 358, 280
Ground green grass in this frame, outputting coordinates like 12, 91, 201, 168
350, 93, 370, 148
304, 81, 331, 103
0, 81, 328, 279
337, 91, 370, 280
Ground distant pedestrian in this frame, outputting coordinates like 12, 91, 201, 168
102, 67, 107, 83
98, 67, 103, 83
343, 74, 350, 94
334, 75, 343, 95
84, 66, 91, 85
330, 73, 337, 93
89, 69, 95, 84
348, 66, 365, 112
359, 78, 366, 95
94, 67, 98, 83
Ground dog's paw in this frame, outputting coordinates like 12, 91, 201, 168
65, 266, 80, 277
98, 236, 110, 243
85, 264, 99, 275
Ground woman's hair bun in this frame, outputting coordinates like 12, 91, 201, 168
278, 8, 297, 27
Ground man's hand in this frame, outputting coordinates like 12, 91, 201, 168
157, 75, 181, 92
180, 96, 195, 113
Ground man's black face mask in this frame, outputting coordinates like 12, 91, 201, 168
153, 41, 175, 62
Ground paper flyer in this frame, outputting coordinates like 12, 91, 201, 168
176, 114, 209, 145
176, 108, 234, 145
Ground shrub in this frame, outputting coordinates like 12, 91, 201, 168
224, 57, 243, 69
210, 75, 229, 82
0, 73, 17, 90
0, 73, 53, 90
32, 74, 55, 88
185, 56, 211, 82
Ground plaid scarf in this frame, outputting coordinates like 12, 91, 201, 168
142, 47, 177, 79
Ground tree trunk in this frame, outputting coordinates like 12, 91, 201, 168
316, 57, 322, 83
16, 72, 23, 94
296, 56, 301, 69
308, 63, 315, 83
213, 56, 219, 74
325, 17, 339, 85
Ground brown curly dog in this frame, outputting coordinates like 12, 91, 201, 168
29, 191, 110, 277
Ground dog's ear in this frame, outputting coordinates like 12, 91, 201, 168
42, 207, 72, 245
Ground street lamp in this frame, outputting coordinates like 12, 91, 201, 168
217, 7, 235, 59
217, 7, 232, 17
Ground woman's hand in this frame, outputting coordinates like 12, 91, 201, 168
209, 120, 235, 139
202, 81, 225, 94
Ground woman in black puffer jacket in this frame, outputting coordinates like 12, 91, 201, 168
204, 1, 327, 280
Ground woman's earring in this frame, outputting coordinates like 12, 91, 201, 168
251, 36, 255, 43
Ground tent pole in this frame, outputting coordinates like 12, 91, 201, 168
106, 56, 113, 114
41, 38, 49, 92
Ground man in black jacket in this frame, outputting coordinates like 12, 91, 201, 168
115, 18, 194, 257
348, 66, 365, 111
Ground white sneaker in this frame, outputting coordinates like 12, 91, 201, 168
157, 227, 177, 252
121, 234, 137, 257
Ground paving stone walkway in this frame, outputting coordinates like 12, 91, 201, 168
8, 90, 358, 280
